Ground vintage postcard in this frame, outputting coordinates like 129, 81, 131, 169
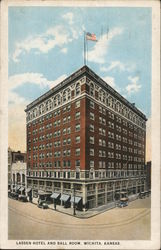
0, 0, 160, 249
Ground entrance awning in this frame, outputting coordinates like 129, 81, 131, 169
120, 191, 127, 194
38, 190, 51, 196
26, 188, 32, 193
120, 197, 128, 202
50, 193, 60, 199
19, 187, 25, 192
70, 196, 82, 204
60, 194, 70, 202
15, 186, 21, 191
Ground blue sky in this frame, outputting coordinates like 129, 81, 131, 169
8, 7, 152, 153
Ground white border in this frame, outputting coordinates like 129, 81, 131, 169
0, 0, 160, 249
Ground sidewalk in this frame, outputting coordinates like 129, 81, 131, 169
32, 197, 116, 218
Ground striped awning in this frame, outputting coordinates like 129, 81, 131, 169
19, 187, 25, 192
38, 190, 51, 196
60, 194, 70, 202
70, 196, 82, 204
50, 193, 60, 199
26, 188, 32, 193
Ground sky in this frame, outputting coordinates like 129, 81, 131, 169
8, 7, 152, 161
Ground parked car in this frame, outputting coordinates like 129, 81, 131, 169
18, 195, 28, 202
10, 192, 19, 200
117, 197, 128, 208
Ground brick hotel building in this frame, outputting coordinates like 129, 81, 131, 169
25, 65, 147, 210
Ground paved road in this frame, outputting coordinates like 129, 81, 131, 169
8, 197, 151, 240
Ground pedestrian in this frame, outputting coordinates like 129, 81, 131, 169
54, 200, 56, 210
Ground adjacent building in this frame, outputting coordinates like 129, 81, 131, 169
25, 65, 147, 210
8, 149, 27, 192
145, 161, 151, 191
11, 161, 27, 193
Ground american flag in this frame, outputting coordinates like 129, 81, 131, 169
86, 32, 97, 42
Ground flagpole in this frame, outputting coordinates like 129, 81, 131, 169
84, 31, 86, 65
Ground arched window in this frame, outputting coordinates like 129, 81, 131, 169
123, 107, 128, 117
90, 83, 94, 97
46, 99, 52, 111
17, 173, 21, 183
116, 102, 121, 113
33, 108, 37, 118
57, 94, 61, 105
67, 88, 71, 100
98, 90, 106, 103
129, 111, 132, 120
53, 96, 57, 107
108, 96, 114, 108
13, 173, 15, 184
39, 104, 45, 115
22, 174, 25, 184
75, 83, 81, 96
63, 90, 67, 103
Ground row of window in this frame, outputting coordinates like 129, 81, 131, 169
29, 123, 81, 138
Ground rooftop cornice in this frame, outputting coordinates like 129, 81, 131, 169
25, 65, 147, 120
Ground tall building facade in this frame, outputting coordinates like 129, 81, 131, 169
25, 65, 147, 210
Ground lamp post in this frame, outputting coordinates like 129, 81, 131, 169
73, 184, 76, 216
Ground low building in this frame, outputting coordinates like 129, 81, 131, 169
8, 147, 12, 189
11, 161, 27, 194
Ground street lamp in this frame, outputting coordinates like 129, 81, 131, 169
73, 184, 76, 216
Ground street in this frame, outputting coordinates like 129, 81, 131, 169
8, 197, 151, 240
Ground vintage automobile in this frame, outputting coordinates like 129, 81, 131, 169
117, 198, 128, 208
18, 195, 28, 202
10, 192, 19, 200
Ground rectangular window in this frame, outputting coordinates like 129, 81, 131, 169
75, 124, 80, 132
99, 139, 102, 146
75, 136, 80, 143
99, 128, 102, 135
89, 124, 94, 132
67, 127, 71, 134
75, 100, 80, 108
90, 112, 95, 120
90, 160, 94, 167
67, 149, 71, 156
99, 150, 102, 157
75, 148, 80, 156
63, 128, 66, 135
99, 106, 102, 113
90, 101, 95, 109
90, 148, 94, 156
75, 111, 80, 119
89, 136, 94, 144
75, 160, 80, 167
67, 138, 71, 145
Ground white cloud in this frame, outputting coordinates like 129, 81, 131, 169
125, 76, 141, 95
8, 72, 67, 106
12, 22, 80, 62
88, 27, 123, 64
8, 72, 67, 151
8, 73, 53, 91
12, 25, 70, 62
60, 48, 68, 54
100, 61, 136, 72
62, 12, 74, 25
